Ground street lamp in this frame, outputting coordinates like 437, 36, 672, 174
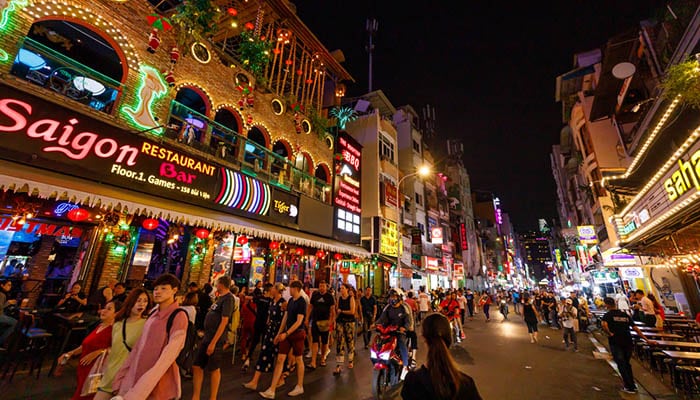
394, 165, 432, 283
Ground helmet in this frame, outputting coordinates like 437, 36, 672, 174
388, 288, 404, 299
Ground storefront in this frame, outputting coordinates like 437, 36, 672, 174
0, 83, 368, 305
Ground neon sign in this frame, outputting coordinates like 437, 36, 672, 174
0, 217, 83, 237
459, 223, 468, 250
54, 202, 78, 216
215, 168, 270, 215
121, 65, 167, 134
333, 132, 362, 243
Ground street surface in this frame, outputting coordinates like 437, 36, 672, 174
1, 311, 680, 399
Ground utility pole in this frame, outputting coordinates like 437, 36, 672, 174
366, 18, 378, 93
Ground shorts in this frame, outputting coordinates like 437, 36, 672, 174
278, 329, 306, 357
311, 322, 330, 345
193, 340, 223, 371
526, 321, 538, 333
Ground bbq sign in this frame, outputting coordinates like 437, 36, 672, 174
0, 84, 270, 217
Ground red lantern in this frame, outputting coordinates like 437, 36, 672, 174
227, 7, 238, 16
237, 235, 248, 246
142, 218, 159, 230
269, 241, 279, 250
334, 253, 343, 261
295, 247, 304, 256
195, 228, 210, 240
66, 208, 89, 222
244, 22, 255, 30
315, 250, 325, 259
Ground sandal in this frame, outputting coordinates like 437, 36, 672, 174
320, 359, 327, 367
288, 363, 296, 373
333, 366, 341, 376
305, 364, 316, 371
348, 361, 354, 369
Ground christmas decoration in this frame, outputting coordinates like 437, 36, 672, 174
170, 0, 220, 49
238, 30, 272, 81
293, 112, 302, 134
330, 107, 358, 129
147, 29, 160, 53
315, 250, 325, 259
227, 7, 238, 16
66, 207, 89, 222
244, 22, 255, 30
334, 253, 343, 261
142, 218, 159, 230
146, 14, 173, 31
195, 228, 210, 239
164, 68, 175, 87
236, 84, 255, 110
236, 235, 249, 245
269, 240, 280, 250
170, 45, 180, 64
295, 247, 304, 256
246, 114, 253, 125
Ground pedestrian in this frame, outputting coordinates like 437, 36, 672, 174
191, 276, 235, 400
360, 286, 377, 349
333, 284, 356, 376
465, 289, 475, 320
647, 293, 665, 329
111, 273, 189, 400
418, 287, 430, 323
614, 290, 632, 317
259, 280, 307, 399
478, 292, 491, 322
559, 298, 578, 351
512, 290, 521, 315
440, 291, 461, 342
634, 290, 657, 327
60, 299, 115, 399
522, 295, 540, 343
94, 289, 151, 400
307, 281, 334, 369
0, 280, 17, 347
239, 288, 257, 362
601, 297, 657, 394
401, 313, 482, 400
375, 289, 412, 377
242, 284, 272, 372
243, 283, 286, 390
456, 289, 467, 332
498, 293, 509, 322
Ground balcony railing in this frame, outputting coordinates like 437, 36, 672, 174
165, 100, 331, 203
10, 37, 121, 114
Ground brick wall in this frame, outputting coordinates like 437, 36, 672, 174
22, 235, 55, 308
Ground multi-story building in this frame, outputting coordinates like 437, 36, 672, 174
519, 231, 553, 283
0, 0, 369, 305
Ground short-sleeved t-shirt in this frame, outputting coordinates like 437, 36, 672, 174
203, 292, 234, 342
602, 309, 633, 347
310, 291, 334, 321
360, 295, 377, 317
286, 296, 307, 332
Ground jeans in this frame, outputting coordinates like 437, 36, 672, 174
483, 304, 490, 320
0, 314, 17, 345
396, 333, 409, 367
467, 302, 474, 317
610, 343, 636, 390
563, 327, 577, 349
362, 316, 373, 347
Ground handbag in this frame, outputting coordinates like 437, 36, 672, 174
316, 320, 330, 332
80, 350, 108, 396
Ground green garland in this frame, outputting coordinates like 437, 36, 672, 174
239, 30, 272, 81
171, 0, 220, 48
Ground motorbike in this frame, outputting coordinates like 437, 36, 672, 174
370, 324, 406, 399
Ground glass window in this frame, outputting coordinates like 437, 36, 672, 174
337, 210, 360, 234
379, 134, 395, 163
413, 139, 421, 153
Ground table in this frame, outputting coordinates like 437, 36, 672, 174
633, 332, 684, 340
637, 327, 664, 332
662, 350, 700, 360
47, 312, 99, 377
652, 341, 700, 350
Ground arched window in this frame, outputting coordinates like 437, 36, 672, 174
11, 19, 124, 113
271, 140, 292, 178
314, 164, 330, 184
211, 108, 242, 160
244, 126, 269, 170
170, 87, 209, 144
214, 108, 241, 135
294, 152, 313, 174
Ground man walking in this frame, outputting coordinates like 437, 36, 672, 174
601, 297, 656, 394
559, 298, 578, 351
306, 281, 334, 369
465, 289, 475, 320
360, 287, 377, 349
417, 287, 431, 323
191, 276, 234, 400
634, 290, 657, 327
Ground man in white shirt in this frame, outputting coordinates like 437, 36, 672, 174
615, 291, 632, 316
559, 298, 579, 351
635, 290, 657, 327
417, 287, 431, 323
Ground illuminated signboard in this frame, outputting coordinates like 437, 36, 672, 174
458, 223, 468, 250
380, 218, 399, 257
268, 189, 299, 226
494, 197, 503, 225
333, 132, 362, 243
431, 227, 443, 244
422, 256, 439, 271
0, 217, 83, 237
0, 84, 274, 219
453, 262, 464, 279
383, 180, 398, 208
577, 225, 598, 245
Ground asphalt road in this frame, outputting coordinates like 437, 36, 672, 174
2, 311, 680, 399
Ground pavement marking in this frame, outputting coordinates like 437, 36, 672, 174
589, 335, 656, 399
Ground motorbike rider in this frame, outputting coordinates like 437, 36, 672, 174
375, 288, 412, 376
439, 291, 462, 342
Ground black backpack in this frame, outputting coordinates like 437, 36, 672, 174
166, 308, 197, 370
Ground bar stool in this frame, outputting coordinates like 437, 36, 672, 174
0, 311, 52, 381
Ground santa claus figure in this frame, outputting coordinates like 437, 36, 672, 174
170, 46, 180, 64
147, 29, 160, 53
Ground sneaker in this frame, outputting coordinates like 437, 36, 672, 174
288, 386, 304, 397
304, 352, 312, 359
530, 338, 535, 344
259, 389, 275, 399
621, 387, 637, 394
400, 367, 409, 381
574, 349, 580, 353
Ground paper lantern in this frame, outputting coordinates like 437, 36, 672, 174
142, 218, 159, 231
269, 241, 279, 250
334, 253, 343, 261
195, 228, 210, 239
227, 7, 238, 16
295, 247, 304, 256
244, 22, 255, 30
67, 208, 89, 222
315, 250, 325, 259
237, 235, 249, 245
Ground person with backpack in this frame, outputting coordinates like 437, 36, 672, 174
111, 273, 189, 400
191, 276, 234, 400
559, 298, 578, 352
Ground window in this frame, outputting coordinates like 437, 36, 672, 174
417, 222, 425, 236
379, 133, 395, 163
413, 139, 421, 153
415, 192, 423, 206
337, 209, 360, 234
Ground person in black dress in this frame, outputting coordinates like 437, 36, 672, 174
522, 295, 540, 343
401, 313, 481, 400
243, 283, 287, 390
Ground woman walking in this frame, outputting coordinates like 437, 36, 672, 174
60, 300, 116, 400
401, 313, 481, 400
333, 284, 356, 376
243, 283, 287, 390
522, 296, 540, 343
94, 289, 151, 400
478, 292, 492, 322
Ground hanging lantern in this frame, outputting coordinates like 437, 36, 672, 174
334, 253, 343, 261
142, 218, 159, 231
227, 7, 238, 16
237, 235, 249, 246
195, 228, 210, 240
316, 250, 325, 259
67, 208, 89, 222
244, 22, 255, 30
295, 247, 304, 256
269, 241, 279, 250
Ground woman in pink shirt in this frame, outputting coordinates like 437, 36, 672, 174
111, 274, 188, 400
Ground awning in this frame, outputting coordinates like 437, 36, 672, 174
0, 161, 369, 257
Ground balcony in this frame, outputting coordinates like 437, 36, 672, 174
9, 37, 121, 115
164, 100, 331, 203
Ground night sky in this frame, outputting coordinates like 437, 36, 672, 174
297, 0, 664, 230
